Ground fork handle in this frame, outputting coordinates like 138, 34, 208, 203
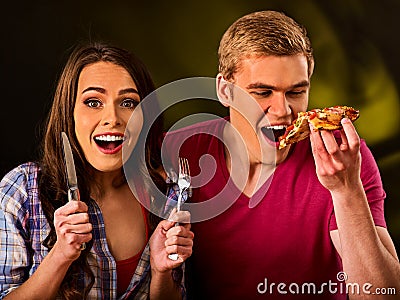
176, 191, 183, 212
168, 192, 184, 260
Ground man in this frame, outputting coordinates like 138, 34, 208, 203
164, 10, 400, 299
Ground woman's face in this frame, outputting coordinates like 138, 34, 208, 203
74, 61, 143, 172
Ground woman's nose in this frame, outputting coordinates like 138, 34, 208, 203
101, 106, 121, 127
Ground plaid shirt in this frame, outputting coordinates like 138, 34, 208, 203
0, 162, 185, 299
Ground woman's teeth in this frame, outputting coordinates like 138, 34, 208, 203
94, 135, 124, 142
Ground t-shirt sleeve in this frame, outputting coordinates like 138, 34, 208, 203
329, 139, 386, 231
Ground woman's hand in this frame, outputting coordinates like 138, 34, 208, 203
53, 200, 93, 262
149, 210, 194, 274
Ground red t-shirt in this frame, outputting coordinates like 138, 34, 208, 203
164, 118, 386, 300
116, 206, 149, 297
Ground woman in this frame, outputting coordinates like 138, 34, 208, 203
0, 42, 194, 299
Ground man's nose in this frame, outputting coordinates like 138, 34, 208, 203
266, 94, 291, 116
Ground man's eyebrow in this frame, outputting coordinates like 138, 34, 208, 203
246, 80, 310, 90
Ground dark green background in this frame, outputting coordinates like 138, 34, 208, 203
1, 0, 399, 253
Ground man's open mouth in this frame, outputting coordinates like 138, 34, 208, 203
261, 125, 287, 143
94, 134, 124, 152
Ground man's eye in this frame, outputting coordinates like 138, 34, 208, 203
83, 99, 102, 108
121, 98, 139, 108
287, 90, 305, 97
251, 90, 272, 97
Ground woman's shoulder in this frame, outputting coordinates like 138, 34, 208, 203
0, 162, 40, 212
1, 162, 40, 185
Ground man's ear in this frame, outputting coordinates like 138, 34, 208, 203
216, 73, 232, 107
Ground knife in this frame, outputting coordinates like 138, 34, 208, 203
61, 132, 80, 202
62, 132, 86, 250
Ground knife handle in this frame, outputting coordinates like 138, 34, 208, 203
67, 187, 86, 250
68, 187, 80, 202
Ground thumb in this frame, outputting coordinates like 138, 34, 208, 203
157, 218, 175, 234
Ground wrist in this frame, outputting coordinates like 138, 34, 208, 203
151, 264, 173, 277
330, 182, 369, 212
330, 180, 363, 199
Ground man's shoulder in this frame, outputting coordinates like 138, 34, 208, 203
165, 117, 227, 137
163, 117, 228, 159
164, 117, 228, 145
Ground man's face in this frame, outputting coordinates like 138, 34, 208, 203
228, 54, 310, 165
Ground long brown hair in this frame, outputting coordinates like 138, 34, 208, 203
39, 41, 164, 299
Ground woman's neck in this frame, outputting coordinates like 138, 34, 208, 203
91, 169, 127, 200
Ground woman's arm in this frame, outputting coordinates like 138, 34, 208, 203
3, 201, 92, 299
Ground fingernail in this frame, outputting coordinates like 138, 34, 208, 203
341, 117, 350, 124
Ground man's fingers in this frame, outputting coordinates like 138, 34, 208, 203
319, 130, 341, 158
341, 118, 360, 150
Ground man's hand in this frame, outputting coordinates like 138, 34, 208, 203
309, 117, 362, 194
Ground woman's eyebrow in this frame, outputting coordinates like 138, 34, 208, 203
119, 88, 139, 95
81, 87, 139, 95
82, 86, 106, 94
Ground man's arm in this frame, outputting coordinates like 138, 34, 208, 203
310, 118, 400, 299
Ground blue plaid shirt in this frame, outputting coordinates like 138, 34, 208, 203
0, 162, 185, 299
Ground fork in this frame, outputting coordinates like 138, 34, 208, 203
168, 157, 191, 261
176, 157, 191, 212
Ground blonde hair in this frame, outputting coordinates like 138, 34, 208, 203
218, 10, 314, 80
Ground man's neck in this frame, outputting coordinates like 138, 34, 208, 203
222, 123, 275, 198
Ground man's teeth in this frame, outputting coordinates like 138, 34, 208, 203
265, 125, 287, 130
94, 135, 124, 142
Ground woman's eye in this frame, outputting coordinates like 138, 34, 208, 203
121, 98, 139, 108
83, 99, 102, 108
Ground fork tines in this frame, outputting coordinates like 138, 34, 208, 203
179, 157, 190, 178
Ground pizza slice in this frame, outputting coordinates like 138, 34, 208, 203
278, 105, 359, 149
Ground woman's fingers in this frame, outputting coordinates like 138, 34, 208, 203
53, 201, 92, 259
168, 209, 191, 224
55, 200, 88, 216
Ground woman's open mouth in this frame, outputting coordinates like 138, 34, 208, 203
94, 134, 124, 154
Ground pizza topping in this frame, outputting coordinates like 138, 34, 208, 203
277, 105, 359, 149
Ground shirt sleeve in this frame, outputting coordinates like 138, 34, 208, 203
329, 139, 387, 231
0, 166, 31, 298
